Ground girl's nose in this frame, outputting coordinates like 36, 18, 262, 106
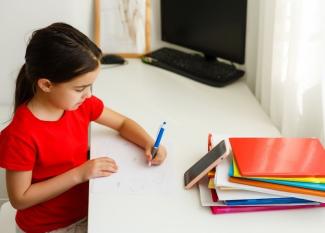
83, 87, 92, 99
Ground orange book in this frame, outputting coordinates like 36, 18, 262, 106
229, 137, 325, 177
207, 170, 215, 178
229, 177, 325, 197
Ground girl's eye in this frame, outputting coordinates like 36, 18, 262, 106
75, 89, 84, 92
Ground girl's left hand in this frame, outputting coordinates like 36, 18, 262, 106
144, 145, 167, 166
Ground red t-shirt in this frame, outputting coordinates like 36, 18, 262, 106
0, 95, 104, 233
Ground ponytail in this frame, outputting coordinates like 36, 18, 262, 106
13, 23, 102, 112
14, 64, 35, 112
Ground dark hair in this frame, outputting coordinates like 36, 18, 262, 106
14, 22, 102, 111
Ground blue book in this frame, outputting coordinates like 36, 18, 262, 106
225, 197, 316, 206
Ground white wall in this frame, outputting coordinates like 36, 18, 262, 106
0, 105, 12, 206
0, 0, 260, 204
0, 0, 93, 105
244, 0, 260, 92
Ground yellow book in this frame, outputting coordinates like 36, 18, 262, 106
208, 178, 215, 189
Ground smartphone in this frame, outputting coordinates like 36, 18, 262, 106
184, 140, 229, 189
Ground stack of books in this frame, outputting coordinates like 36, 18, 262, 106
198, 136, 325, 214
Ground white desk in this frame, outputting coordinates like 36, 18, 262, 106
88, 60, 325, 233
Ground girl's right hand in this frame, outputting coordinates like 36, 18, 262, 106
75, 157, 118, 183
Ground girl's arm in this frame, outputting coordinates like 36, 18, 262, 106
6, 156, 117, 210
95, 107, 167, 165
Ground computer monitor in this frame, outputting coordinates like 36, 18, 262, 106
161, 0, 247, 64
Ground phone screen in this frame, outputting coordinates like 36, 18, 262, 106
184, 140, 227, 187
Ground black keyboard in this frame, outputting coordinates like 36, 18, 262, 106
142, 47, 244, 87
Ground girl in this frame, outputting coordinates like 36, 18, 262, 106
0, 23, 166, 233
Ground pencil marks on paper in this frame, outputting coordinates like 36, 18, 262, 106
90, 125, 176, 195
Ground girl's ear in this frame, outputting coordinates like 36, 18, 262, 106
37, 78, 53, 92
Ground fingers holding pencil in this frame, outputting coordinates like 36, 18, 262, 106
145, 145, 167, 166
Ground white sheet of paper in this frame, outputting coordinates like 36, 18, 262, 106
199, 180, 318, 206
100, 0, 146, 54
90, 125, 176, 195
215, 156, 325, 203
215, 157, 283, 200
198, 177, 226, 206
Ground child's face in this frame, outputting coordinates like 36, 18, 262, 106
48, 67, 100, 110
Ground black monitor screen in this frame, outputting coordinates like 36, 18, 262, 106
161, 0, 247, 64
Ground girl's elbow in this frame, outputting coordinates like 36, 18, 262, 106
9, 197, 28, 210
10, 202, 23, 210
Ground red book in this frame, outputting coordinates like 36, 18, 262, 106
210, 203, 325, 215
229, 138, 325, 177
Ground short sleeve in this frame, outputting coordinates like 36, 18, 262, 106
82, 95, 104, 121
0, 132, 35, 171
